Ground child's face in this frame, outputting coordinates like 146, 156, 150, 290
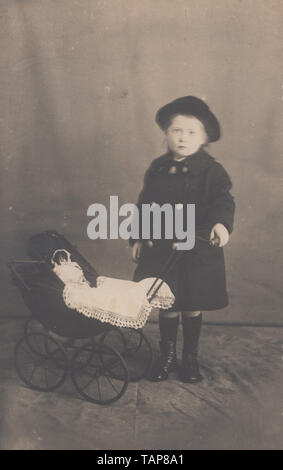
165, 115, 207, 159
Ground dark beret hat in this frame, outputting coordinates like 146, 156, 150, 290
155, 95, 221, 142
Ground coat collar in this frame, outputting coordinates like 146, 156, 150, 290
162, 148, 215, 175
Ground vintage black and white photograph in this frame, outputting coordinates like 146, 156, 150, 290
0, 0, 282, 451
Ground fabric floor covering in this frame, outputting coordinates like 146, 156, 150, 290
0, 317, 282, 450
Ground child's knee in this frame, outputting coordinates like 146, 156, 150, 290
160, 310, 180, 319
182, 310, 201, 318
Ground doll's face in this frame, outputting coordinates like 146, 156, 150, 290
165, 115, 207, 159
53, 250, 68, 265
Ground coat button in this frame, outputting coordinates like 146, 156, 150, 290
168, 166, 177, 174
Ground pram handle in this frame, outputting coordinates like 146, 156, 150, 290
146, 233, 213, 303
146, 250, 181, 303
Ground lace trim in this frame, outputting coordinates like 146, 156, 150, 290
63, 286, 156, 329
62, 283, 175, 330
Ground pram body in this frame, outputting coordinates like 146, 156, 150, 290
12, 231, 107, 338
9, 231, 154, 405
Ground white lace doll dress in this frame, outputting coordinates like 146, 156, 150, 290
51, 250, 175, 329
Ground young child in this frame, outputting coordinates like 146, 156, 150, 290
130, 95, 235, 383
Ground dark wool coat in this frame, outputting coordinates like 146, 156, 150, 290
131, 148, 235, 311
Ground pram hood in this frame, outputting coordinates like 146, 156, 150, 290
9, 231, 106, 338
27, 230, 98, 287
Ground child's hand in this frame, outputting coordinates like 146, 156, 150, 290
210, 223, 229, 247
132, 241, 143, 263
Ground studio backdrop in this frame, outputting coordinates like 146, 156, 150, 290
1, 0, 283, 323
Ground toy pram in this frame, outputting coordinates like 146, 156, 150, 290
8, 231, 176, 405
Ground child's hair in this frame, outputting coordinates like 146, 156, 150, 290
162, 113, 179, 131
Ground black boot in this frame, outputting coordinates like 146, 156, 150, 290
180, 313, 203, 384
149, 314, 179, 382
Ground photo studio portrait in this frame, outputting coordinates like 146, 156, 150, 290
1, 0, 282, 451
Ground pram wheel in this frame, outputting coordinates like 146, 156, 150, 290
23, 317, 48, 355
23, 318, 71, 365
24, 317, 44, 336
100, 328, 153, 382
15, 333, 68, 392
71, 341, 129, 405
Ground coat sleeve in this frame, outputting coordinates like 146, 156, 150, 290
205, 162, 235, 234
128, 159, 159, 246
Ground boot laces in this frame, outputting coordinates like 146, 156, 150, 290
160, 341, 176, 368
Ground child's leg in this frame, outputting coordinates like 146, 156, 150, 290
161, 310, 179, 319
183, 310, 201, 318
180, 310, 203, 383
148, 310, 179, 382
